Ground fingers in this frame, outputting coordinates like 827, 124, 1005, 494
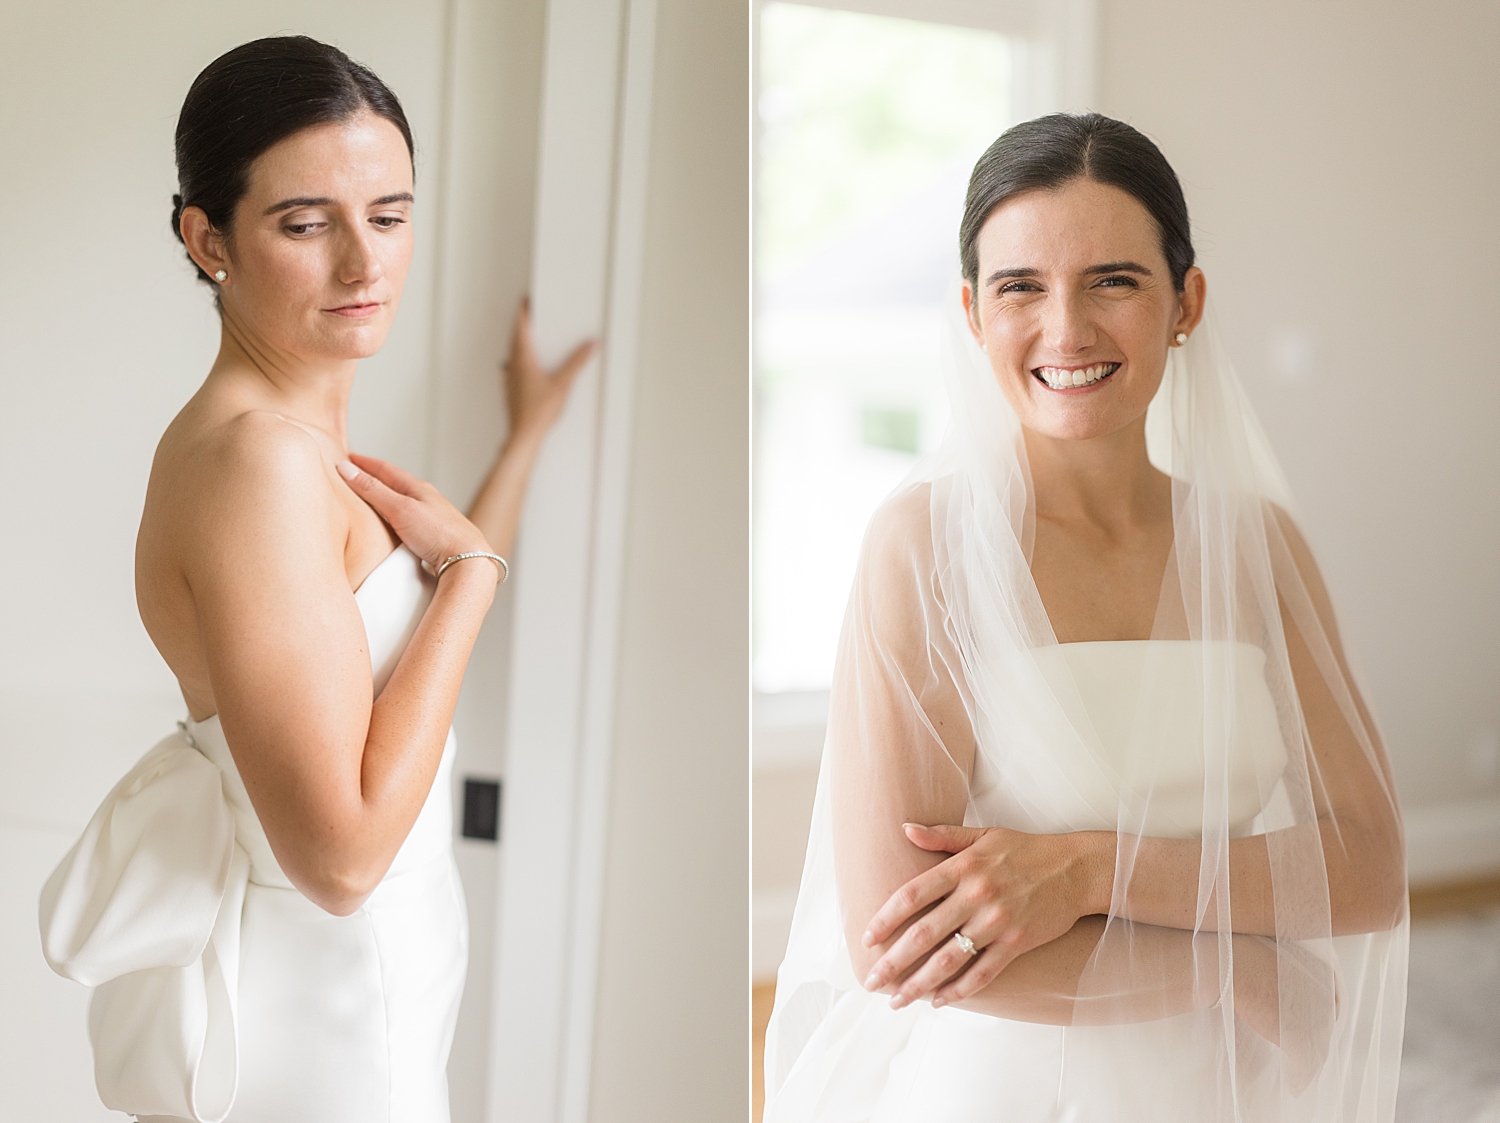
346, 453, 425, 498
864, 895, 969, 995
507, 296, 537, 371
931, 938, 1019, 1008
337, 459, 415, 521
890, 929, 993, 1009
904, 822, 987, 854
556, 338, 598, 383
507, 296, 596, 381
863, 862, 958, 948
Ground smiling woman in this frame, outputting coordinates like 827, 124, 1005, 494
764, 114, 1407, 1123
37, 35, 592, 1123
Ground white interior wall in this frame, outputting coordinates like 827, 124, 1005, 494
584, 0, 750, 1117
1095, 0, 1500, 862
0, 3, 542, 1116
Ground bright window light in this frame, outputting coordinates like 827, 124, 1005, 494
754, 2, 1016, 694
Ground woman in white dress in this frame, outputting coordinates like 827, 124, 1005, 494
764, 113, 1408, 1122
38, 36, 593, 1122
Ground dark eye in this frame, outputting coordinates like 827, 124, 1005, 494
284, 222, 323, 236
998, 280, 1041, 295
1097, 274, 1137, 288
371, 216, 407, 230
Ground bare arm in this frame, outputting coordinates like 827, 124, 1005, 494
188, 417, 496, 916
465, 298, 595, 556
829, 488, 977, 990
863, 506, 1403, 1012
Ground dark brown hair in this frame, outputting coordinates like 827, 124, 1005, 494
171, 35, 415, 285
960, 113, 1194, 292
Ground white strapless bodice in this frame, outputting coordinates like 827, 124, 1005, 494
964, 640, 1289, 841
40, 546, 467, 1123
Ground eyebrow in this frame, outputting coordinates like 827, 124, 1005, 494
1084, 260, 1152, 276
262, 192, 414, 216
985, 260, 1154, 285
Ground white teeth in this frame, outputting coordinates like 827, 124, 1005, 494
1037, 363, 1117, 389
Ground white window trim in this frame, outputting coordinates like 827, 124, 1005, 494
485, 1, 657, 1119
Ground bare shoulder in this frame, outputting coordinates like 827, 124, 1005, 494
864, 480, 935, 556
1262, 499, 1322, 580
173, 409, 332, 515
144, 405, 345, 572
857, 481, 940, 618
195, 408, 327, 493
1260, 498, 1346, 626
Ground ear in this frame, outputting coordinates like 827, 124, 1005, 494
179, 205, 229, 282
960, 280, 984, 346
1173, 266, 1207, 340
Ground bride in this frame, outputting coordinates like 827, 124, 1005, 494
764, 113, 1408, 1122
38, 36, 592, 1122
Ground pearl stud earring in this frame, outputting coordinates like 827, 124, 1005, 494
214, 270, 227, 282
1173, 332, 1187, 345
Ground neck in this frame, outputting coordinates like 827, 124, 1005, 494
206, 310, 357, 449
1023, 416, 1168, 535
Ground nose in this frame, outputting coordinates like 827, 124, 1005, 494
337, 224, 384, 289
1041, 288, 1097, 356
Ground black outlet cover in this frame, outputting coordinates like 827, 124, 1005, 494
461, 778, 501, 842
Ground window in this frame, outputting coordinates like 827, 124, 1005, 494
751, 0, 1096, 716
754, 2, 1019, 698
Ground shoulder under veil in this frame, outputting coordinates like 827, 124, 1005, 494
763, 291, 1408, 1121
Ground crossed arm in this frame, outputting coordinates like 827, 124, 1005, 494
833, 499, 1404, 1025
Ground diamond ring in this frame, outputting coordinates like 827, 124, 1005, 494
953, 932, 978, 957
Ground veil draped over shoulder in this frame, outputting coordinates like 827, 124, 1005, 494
763, 292, 1408, 1122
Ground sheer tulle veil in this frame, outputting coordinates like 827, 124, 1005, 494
763, 270, 1409, 1119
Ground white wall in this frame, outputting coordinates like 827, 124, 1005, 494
585, 0, 750, 1117
0, 1, 542, 1115
1095, 0, 1500, 855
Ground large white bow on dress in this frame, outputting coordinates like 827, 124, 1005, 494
39, 726, 247, 1123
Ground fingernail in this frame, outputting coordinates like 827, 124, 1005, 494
889, 994, 908, 1011
336, 460, 359, 480
861, 931, 874, 948
932, 996, 946, 1009
864, 971, 880, 989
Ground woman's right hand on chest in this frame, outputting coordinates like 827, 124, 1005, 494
181, 414, 486, 915
336, 453, 491, 571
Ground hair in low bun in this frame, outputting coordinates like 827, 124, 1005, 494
960, 113, 1195, 293
170, 35, 414, 289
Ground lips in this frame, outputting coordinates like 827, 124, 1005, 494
325, 302, 382, 319
1032, 362, 1120, 390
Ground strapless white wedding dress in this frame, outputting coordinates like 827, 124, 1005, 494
766, 640, 1302, 1123
39, 546, 467, 1123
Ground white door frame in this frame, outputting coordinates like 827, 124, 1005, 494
485, 0, 657, 1119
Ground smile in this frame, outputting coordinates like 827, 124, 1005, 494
1032, 362, 1120, 390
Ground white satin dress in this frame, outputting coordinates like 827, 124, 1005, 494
765, 641, 1297, 1123
39, 546, 468, 1123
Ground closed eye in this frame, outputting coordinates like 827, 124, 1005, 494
284, 222, 326, 236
